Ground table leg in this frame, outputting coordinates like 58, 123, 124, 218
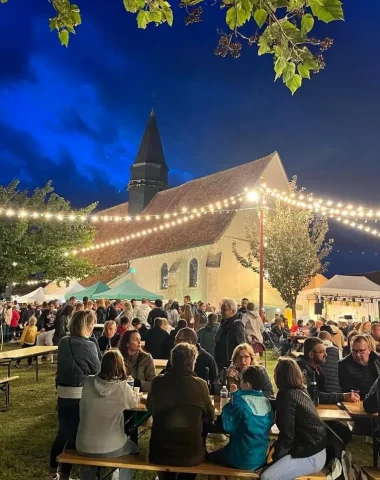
35, 356, 39, 382
372, 418, 379, 467
8, 361, 11, 378
5, 382, 9, 412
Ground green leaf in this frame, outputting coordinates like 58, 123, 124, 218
274, 56, 287, 80
182, 0, 203, 4
287, 0, 303, 10
258, 35, 271, 55
226, 5, 250, 29
149, 10, 162, 22
253, 8, 267, 28
137, 10, 149, 28
301, 13, 314, 35
49, 18, 58, 31
286, 73, 302, 94
162, 6, 173, 26
297, 63, 311, 79
58, 29, 69, 47
282, 62, 295, 82
123, 0, 141, 13
72, 11, 81, 25
308, 0, 344, 23
66, 24, 76, 34
0, 0, 8, 4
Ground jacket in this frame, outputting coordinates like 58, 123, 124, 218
338, 351, 380, 399
194, 310, 208, 332
144, 326, 170, 359
242, 310, 264, 344
53, 314, 70, 346
214, 314, 247, 370
56, 336, 101, 388
20, 325, 37, 345
220, 389, 273, 470
147, 367, 214, 466
296, 355, 344, 404
319, 343, 342, 394
76, 375, 139, 454
274, 388, 326, 461
330, 325, 345, 351
123, 350, 156, 392
147, 307, 168, 327
98, 333, 121, 353
135, 303, 151, 324
363, 376, 380, 414
168, 309, 179, 327
10, 310, 20, 328
165, 344, 219, 393
106, 305, 118, 321
96, 307, 107, 324
197, 323, 219, 355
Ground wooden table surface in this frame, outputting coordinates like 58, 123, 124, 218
342, 401, 378, 417
0, 346, 58, 360
153, 359, 167, 369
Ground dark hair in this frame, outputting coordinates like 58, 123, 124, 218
176, 327, 197, 345
60, 304, 74, 318
48, 300, 55, 307
241, 297, 249, 302
155, 299, 163, 308
304, 337, 323, 358
297, 319, 303, 327
247, 302, 255, 311
184, 295, 191, 301
208, 313, 218, 324
120, 316, 130, 326
27, 303, 32, 309
99, 349, 127, 382
241, 365, 267, 390
176, 319, 187, 330
69, 296, 76, 301
131, 298, 136, 303
42, 301, 48, 308
371, 322, 380, 331
171, 301, 179, 311
308, 320, 315, 327
118, 329, 140, 355
274, 357, 304, 390
154, 317, 164, 328
320, 325, 334, 335
132, 317, 141, 326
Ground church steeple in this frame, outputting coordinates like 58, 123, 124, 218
127, 110, 169, 215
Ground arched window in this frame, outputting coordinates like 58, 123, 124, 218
189, 258, 198, 288
160, 263, 168, 290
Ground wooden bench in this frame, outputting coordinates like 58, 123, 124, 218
363, 467, 380, 480
58, 450, 326, 479
0, 376, 19, 411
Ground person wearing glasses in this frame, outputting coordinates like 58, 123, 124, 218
338, 334, 380, 400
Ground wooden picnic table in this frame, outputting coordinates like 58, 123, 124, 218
0, 346, 58, 382
153, 359, 167, 369
342, 401, 378, 417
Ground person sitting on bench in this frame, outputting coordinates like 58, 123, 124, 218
76, 349, 139, 480
208, 365, 273, 471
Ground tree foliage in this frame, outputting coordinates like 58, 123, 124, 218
232, 178, 333, 317
0, 180, 98, 286
2, 0, 344, 93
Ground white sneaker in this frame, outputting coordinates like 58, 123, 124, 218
47, 474, 60, 480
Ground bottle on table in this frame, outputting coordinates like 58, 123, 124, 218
220, 385, 229, 408
310, 371, 319, 407
126, 375, 134, 389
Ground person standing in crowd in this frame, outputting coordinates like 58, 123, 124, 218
166, 319, 188, 354
48, 310, 100, 480
168, 301, 180, 327
97, 321, 121, 354
130, 299, 138, 317
53, 304, 74, 346
106, 300, 119, 321
183, 295, 197, 317
261, 357, 326, 480
117, 301, 133, 325
237, 297, 249, 315
147, 299, 168, 327
371, 322, 380, 353
75, 349, 139, 480
214, 298, 246, 370
339, 334, 380, 399
194, 302, 208, 332
241, 302, 264, 345
197, 313, 219, 356
119, 329, 156, 392
15, 316, 38, 368
208, 365, 273, 471
325, 320, 345, 352
10, 305, 20, 342
37, 301, 57, 361
147, 343, 214, 477
4, 304, 12, 342
135, 298, 151, 325
180, 303, 194, 328
131, 317, 149, 341
144, 318, 170, 359
318, 331, 342, 393
117, 317, 131, 336
75, 302, 84, 312
358, 321, 372, 335
165, 327, 218, 391
225, 343, 273, 397
96, 299, 107, 324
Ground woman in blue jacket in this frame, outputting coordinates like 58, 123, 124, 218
208, 365, 273, 471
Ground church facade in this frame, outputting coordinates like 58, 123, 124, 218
82, 111, 290, 315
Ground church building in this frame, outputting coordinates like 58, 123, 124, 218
82, 111, 290, 316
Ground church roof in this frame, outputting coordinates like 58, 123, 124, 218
84, 152, 277, 267
132, 109, 168, 171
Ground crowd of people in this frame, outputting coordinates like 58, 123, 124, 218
3, 293, 380, 480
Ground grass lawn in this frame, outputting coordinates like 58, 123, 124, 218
0, 345, 373, 480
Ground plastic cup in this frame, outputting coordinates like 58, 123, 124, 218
133, 386, 140, 394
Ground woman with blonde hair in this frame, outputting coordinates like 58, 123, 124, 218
180, 303, 194, 328
225, 343, 273, 398
261, 357, 326, 480
48, 310, 100, 480
75, 302, 84, 312
359, 321, 371, 335
96, 299, 107, 324
161, 318, 174, 333
365, 334, 378, 354
116, 300, 133, 325
76, 349, 139, 480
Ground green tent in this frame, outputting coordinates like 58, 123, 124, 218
92, 279, 163, 301
65, 281, 110, 300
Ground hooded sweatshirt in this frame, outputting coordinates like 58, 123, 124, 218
197, 323, 219, 355
76, 375, 139, 454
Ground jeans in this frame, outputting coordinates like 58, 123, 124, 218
78, 439, 138, 480
50, 397, 80, 474
16, 343, 34, 366
260, 449, 326, 480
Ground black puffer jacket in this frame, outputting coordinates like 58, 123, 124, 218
319, 344, 342, 393
214, 314, 246, 370
338, 351, 380, 399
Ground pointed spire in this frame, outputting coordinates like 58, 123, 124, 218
132, 110, 168, 170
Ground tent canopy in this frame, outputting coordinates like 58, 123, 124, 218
44, 280, 85, 300
66, 281, 110, 300
16, 287, 46, 304
93, 279, 163, 301
302, 274, 380, 299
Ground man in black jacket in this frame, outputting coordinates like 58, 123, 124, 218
318, 331, 341, 394
97, 320, 121, 353
165, 327, 218, 392
144, 317, 170, 359
147, 299, 168, 327
214, 297, 246, 370
338, 334, 380, 399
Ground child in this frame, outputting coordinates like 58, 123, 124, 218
15, 316, 38, 368
208, 365, 273, 471
76, 349, 139, 480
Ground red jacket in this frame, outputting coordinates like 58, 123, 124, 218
11, 310, 20, 328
